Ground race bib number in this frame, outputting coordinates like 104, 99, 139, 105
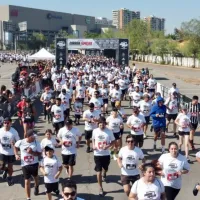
191, 112, 197, 117
97, 141, 107, 150
55, 114, 61, 119
24, 156, 34, 163
63, 141, 72, 147
143, 110, 149, 113
134, 100, 139, 103
167, 172, 179, 181
126, 163, 136, 170
132, 126, 141, 132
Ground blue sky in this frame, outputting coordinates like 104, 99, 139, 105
1, 0, 200, 33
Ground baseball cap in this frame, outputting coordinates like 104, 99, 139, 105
3, 117, 12, 122
65, 118, 73, 125
44, 144, 55, 152
26, 129, 37, 137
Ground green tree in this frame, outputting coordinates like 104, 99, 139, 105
181, 18, 200, 67
101, 28, 116, 38
124, 19, 149, 56
84, 31, 100, 38
28, 32, 47, 50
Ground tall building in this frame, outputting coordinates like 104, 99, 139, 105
144, 15, 165, 31
112, 8, 140, 29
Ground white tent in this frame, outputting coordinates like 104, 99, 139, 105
28, 48, 55, 60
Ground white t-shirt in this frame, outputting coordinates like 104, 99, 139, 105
40, 137, 57, 157
83, 110, 100, 131
51, 105, 65, 123
118, 146, 144, 176
176, 113, 191, 132
110, 89, 122, 102
40, 155, 62, 183
15, 139, 42, 166
0, 127, 20, 155
147, 78, 157, 89
130, 91, 142, 107
139, 100, 152, 117
127, 114, 146, 135
131, 178, 165, 200
57, 127, 82, 155
76, 86, 86, 98
165, 98, 178, 114
92, 128, 115, 156
73, 102, 83, 115
89, 98, 103, 115
41, 92, 52, 104
158, 153, 190, 189
106, 115, 123, 133
168, 87, 180, 95
58, 93, 70, 110
99, 88, 108, 99
118, 79, 126, 90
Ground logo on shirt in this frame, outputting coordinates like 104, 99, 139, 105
65, 135, 72, 139
127, 155, 135, 161
144, 191, 156, 199
45, 164, 54, 168
98, 135, 105, 141
168, 163, 178, 169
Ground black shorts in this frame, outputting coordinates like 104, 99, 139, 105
178, 131, 190, 136
145, 116, 150, 124
64, 109, 70, 117
75, 114, 81, 119
154, 127, 166, 134
22, 163, 39, 180
62, 154, 76, 166
120, 128, 124, 135
149, 88, 155, 93
121, 174, 140, 186
94, 155, 110, 172
113, 132, 121, 140
191, 123, 198, 131
121, 89, 126, 96
111, 101, 116, 108
103, 99, 108, 104
132, 135, 144, 146
85, 130, 93, 140
0, 154, 15, 164
45, 182, 59, 194
53, 121, 64, 131
166, 114, 178, 121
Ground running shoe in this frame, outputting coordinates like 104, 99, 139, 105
193, 183, 199, 196
34, 186, 39, 196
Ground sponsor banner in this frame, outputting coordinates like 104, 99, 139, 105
56, 38, 67, 69
68, 39, 100, 49
118, 39, 129, 67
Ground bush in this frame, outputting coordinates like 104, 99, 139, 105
160, 60, 165, 65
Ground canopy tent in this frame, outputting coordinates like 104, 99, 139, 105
28, 48, 55, 60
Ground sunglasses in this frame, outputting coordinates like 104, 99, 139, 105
127, 140, 134, 143
64, 191, 76, 196
4, 122, 10, 124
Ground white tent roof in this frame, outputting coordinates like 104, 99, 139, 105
28, 48, 55, 60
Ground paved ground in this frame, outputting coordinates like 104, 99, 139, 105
0, 62, 200, 200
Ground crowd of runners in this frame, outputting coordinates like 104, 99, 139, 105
0, 53, 200, 200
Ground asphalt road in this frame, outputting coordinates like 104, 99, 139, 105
0, 62, 200, 200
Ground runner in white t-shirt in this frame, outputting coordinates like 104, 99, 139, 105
51, 98, 65, 135
92, 117, 115, 196
117, 134, 145, 197
40, 145, 62, 200
57, 119, 82, 179
14, 130, 42, 200
40, 129, 59, 157
106, 108, 123, 160
129, 163, 165, 200
127, 107, 146, 148
158, 142, 189, 200
0, 117, 19, 186
83, 103, 100, 153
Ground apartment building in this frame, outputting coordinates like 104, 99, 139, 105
112, 8, 140, 29
144, 15, 165, 31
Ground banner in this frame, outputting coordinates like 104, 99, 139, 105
85, 49, 102, 56
118, 39, 129, 67
56, 38, 67, 69
68, 39, 100, 50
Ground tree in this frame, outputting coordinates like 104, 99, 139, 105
151, 39, 169, 62
181, 18, 200, 67
101, 28, 116, 38
84, 31, 100, 38
124, 19, 149, 56
28, 32, 47, 50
